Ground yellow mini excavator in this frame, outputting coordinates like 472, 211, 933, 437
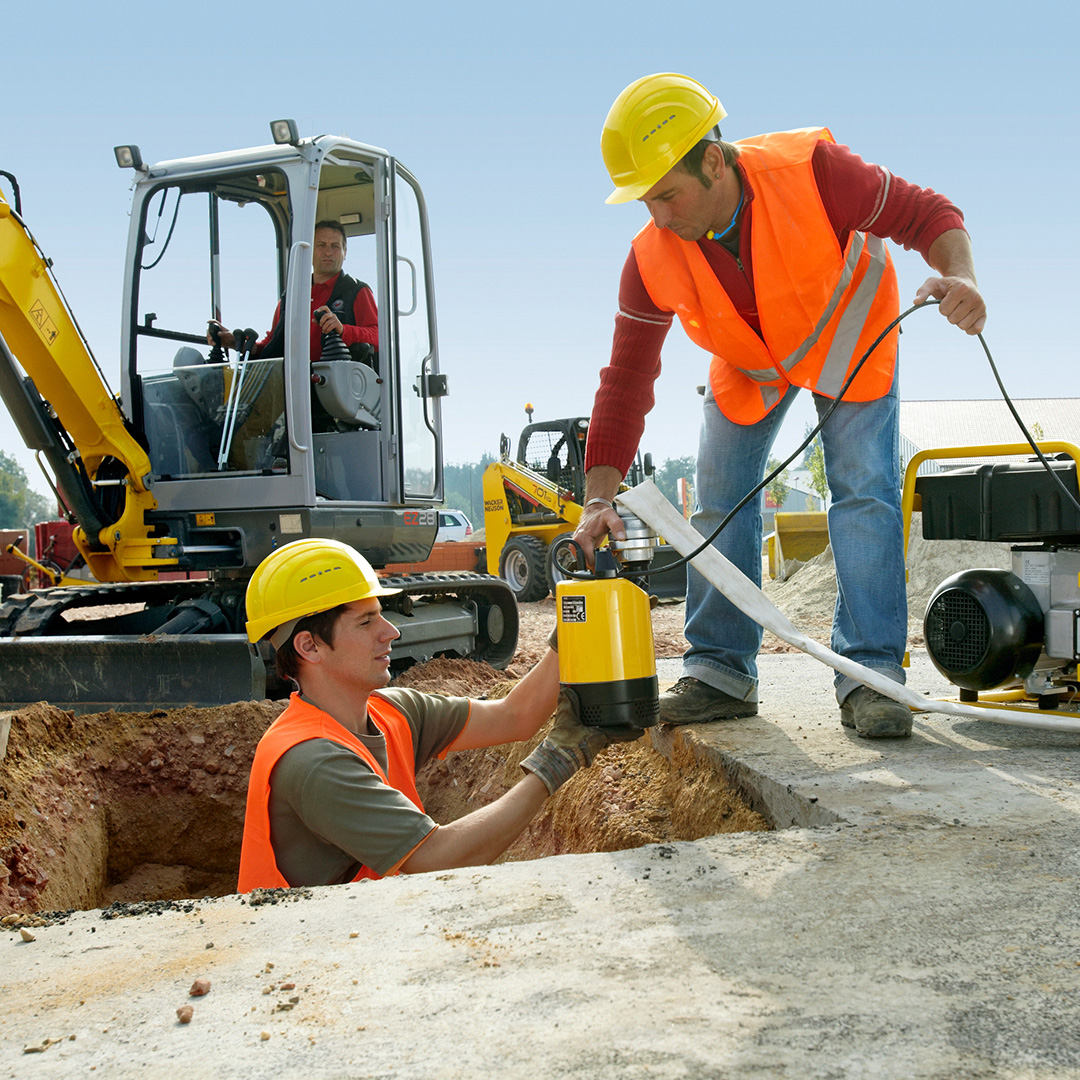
0, 122, 517, 712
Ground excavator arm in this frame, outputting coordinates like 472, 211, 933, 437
0, 189, 176, 581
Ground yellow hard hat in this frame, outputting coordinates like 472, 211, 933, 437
601, 73, 727, 204
245, 538, 400, 647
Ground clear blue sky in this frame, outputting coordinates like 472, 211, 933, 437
3, 0, 1076, 498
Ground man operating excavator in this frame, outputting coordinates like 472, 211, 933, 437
208, 220, 378, 364
238, 538, 641, 889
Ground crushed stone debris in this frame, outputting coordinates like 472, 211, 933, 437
189, 978, 211, 997
243, 887, 314, 907
23, 1037, 64, 1054
176, 1005, 194, 1024
3, 910, 73, 929
100, 899, 199, 920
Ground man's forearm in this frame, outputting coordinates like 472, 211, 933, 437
915, 228, 985, 335
584, 465, 624, 504
927, 228, 977, 282
495, 649, 560, 741
399, 773, 549, 873
452, 649, 560, 749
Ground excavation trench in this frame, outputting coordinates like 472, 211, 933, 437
0, 658, 770, 917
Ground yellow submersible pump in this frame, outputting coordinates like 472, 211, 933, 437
553, 512, 659, 733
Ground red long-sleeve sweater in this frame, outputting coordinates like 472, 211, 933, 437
256, 273, 379, 361
584, 139, 967, 475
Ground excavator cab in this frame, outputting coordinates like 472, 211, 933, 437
121, 136, 443, 565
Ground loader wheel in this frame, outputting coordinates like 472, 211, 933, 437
498, 536, 549, 602
546, 531, 578, 596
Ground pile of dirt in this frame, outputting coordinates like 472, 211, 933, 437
761, 512, 1013, 649
0, 700, 283, 914
418, 728, 768, 861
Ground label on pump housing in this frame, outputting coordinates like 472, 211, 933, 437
560, 595, 587, 623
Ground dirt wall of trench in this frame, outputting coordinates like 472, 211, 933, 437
0, 658, 767, 916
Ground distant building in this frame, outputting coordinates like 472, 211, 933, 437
899, 398, 1080, 478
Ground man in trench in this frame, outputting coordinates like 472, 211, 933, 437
574, 73, 987, 739
238, 538, 641, 890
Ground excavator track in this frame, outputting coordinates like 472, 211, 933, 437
0, 572, 518, 714
379, 570, 520, 671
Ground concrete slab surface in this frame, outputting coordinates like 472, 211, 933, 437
2, 650, 1079, 1079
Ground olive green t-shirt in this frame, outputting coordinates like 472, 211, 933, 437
267, 688, 470, 885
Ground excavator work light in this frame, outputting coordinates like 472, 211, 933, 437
270, 119, 300, 146
113, 145, 144, 170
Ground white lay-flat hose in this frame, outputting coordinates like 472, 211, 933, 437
617, 479, 1080, 734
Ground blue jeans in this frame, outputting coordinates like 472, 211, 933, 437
682, 374, 906, 705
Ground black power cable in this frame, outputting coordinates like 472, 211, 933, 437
0, 170, 21, 215
569, 299, 1080, 584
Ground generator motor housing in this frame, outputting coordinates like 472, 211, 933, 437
916, 457, 1080, 702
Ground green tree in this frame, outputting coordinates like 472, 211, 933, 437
805, 439, 829, 505
0, 452, 53, 528
765, 456, 790, 509
652, 456, 696, 508
442, 455, 495, 527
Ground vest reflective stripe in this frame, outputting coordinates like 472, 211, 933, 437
741, 365, 783, 384
632, 127, 899, 424
237, 693, 423, 892
775, 231, 882, 390
816, 233, 888, 396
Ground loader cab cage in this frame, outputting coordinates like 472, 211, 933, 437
517, 417, 590, 501
118, 139, 444, 528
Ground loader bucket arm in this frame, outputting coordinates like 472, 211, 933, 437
0, 193, 175, 581
481, 458, 584, 576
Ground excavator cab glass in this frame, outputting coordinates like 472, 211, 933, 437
130, 166, 294, 480
115, 136, 446, 575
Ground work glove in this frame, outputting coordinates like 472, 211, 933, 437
521, 688, 644, 795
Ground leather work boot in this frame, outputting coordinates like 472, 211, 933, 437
840, 686, 913, 739
659, 677, 758, 725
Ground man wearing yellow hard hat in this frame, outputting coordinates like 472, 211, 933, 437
575, 73, 986, 739
237, 538, 632, 890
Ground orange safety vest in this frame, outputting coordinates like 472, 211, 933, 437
633, 127, 900, 424
237, 692, 424, 892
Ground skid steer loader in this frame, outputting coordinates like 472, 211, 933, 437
482, 417, 687, 602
